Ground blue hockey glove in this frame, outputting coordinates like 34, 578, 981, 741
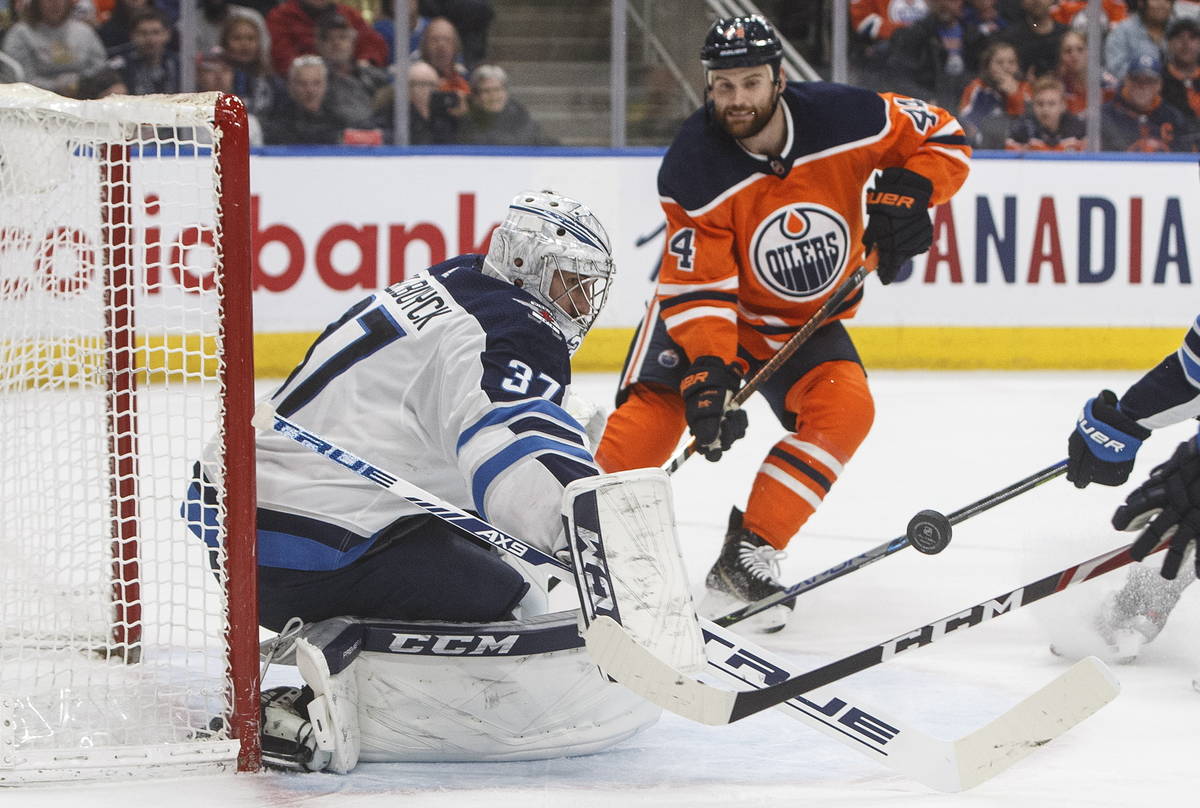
1066, 390, 1151, 488
680, 356, 747, 462
1113, 432, 1200, 580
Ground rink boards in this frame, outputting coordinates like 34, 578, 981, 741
39, 147, 1191, 376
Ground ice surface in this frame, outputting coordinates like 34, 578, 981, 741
10, 370, 1196, 808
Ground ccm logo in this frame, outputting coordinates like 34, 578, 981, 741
388, 632, 520, 655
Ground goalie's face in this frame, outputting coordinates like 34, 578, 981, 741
548, 268, 600, 320
540, 248, 613, 349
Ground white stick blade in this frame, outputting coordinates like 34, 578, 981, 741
954, 656, 1120, 791
585, 616, 734, 726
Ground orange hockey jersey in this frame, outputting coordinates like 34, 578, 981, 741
655, 82, 970, 366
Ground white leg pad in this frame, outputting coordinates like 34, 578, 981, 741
564, 468, 706, 675
292, 612, 659, 762
295, 636, 362, 774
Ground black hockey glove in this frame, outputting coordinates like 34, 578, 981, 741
862, 167, 934, 284
1066, 390, 1151, 488
1112, 432, 1200, 580
680, 355, 748, 462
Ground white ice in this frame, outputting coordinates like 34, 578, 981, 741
10, 370, 1198, 808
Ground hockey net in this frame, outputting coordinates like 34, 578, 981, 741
0, 86, 259, 782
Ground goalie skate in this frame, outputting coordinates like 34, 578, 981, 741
260, 686, 331, 773
702, 508, 793, 633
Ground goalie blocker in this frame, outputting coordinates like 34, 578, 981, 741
260, 467, 702, 771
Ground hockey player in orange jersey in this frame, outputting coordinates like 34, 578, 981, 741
595, 15, 970, 630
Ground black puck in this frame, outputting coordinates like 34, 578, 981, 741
906, 509, 953, 554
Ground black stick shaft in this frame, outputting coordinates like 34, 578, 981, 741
726, 537, 1165, 723
946, 460, 1067, 525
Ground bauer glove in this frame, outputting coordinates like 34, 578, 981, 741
680, 355, 748, 462
1112, 432, 1200, 580
862, 167, 933, 284
1067, 389, 1151, 488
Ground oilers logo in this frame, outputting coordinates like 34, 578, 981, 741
750, 203, 848, 300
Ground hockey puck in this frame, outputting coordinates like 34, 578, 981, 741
906, 509, 953, 555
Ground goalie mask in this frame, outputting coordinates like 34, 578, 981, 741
483, 191, 615, 354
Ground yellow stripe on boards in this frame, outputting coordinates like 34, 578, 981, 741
247, 326, 1186, 380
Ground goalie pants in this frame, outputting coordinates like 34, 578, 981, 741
257, 514, 529, 633
596, 319, 874, 550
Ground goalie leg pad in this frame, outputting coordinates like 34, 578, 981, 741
294, 612, 659, 762
563, 468, 706, 675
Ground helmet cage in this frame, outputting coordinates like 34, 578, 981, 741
540, 251, 613, 349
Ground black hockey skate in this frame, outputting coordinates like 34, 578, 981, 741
703, 507, 793, 633
260, 685, 331, 772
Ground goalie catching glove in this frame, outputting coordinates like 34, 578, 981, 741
1067, 389, 1151, 488
1112, 432, 1200, 580
862, 167, 933, 284
680, 355, 748, 462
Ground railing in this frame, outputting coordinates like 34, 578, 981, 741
626, 1, 702, 110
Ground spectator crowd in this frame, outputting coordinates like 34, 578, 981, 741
854, 0, 1200, 152
0, 0, 559, 146
4, 0, 1200, 151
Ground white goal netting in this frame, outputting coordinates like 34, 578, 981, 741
0, 86, 257, 782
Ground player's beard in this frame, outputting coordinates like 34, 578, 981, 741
716, 91, 780, 140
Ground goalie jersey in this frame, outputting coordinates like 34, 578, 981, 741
654, 81, 969, 366
248, 256, 598, 572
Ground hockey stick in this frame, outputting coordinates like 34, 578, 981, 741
665, 259, 874, 475
714, 460, 1069, 627
256, 405, 1117, 791
586, 535, 1162, 726
251, 404, 569, 578
694, 622, 1117, 793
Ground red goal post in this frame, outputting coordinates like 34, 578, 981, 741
0, 86, 259, 781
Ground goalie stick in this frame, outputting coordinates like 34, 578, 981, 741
665, 259, 874, 475
586, 536, 1163, 726
714, 460, 1069, 627
255, 405, 1118, 792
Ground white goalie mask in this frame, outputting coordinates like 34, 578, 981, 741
482, 190, 616, 354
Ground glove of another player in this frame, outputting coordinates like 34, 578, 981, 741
1066, 389, 1151, 488
862, 167, 933, 284
1112, 433, 1200, 580
680, 356, 747, 462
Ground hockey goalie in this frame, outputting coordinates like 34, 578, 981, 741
187, 190, 703, 771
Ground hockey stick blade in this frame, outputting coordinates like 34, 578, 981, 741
953, 656, 1118, 791
715, 460, 1068, 627
587, 616, 735, 726
589, 536, 1162, 726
